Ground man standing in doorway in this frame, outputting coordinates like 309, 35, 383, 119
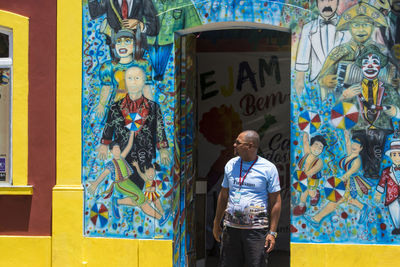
213, 130, 282, 267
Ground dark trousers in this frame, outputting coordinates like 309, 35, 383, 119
220, 226, 269, 267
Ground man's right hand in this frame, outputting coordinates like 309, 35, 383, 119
97, 144, 108, 160
213, 221, 222, 242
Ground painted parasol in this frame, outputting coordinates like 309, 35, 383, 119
90, 203, 109, 228
298, 111, 321, 134
292, 170, 308, 192
331, 102, 359, 129
125, 112, 144, 132
324, 177, 346, 202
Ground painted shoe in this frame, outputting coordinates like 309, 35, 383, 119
310, 190, 320, 206
304, 215, 320, 228
159, 210, 171, 226
392, 228, 400, 235
112, 197, 120, 220
293, 205, 306, 216
358, 205, 369, 223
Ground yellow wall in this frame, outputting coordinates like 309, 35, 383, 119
291, 243, 400, 266
0, 236, 51, 267
51, 0, 173, 266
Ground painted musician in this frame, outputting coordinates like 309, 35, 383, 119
339, 45, 400, 179
318, 2, 393, 100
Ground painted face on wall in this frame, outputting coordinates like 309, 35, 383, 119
349, 17, 374, 44
115, 37, 134, 58
317, 0, 338, 19
144, 167, 156, 181
111, 145, 121, 159
125, 67, 145, 95
310, 141, 324, 156
390, 151, 400, 165
361, 54, 381, 80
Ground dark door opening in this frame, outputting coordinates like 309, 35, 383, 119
190, 28, 291, 267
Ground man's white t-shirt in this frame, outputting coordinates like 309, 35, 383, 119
222, 156, 281, 229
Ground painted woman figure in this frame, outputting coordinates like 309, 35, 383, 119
95, 29, 153, 119
132, 160, 170, 226
307, 131, 371, 226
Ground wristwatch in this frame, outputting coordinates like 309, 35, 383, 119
269, 231, 278, 238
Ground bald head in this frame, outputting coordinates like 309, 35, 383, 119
125, 66, 146, 96
242, 130, 260, 149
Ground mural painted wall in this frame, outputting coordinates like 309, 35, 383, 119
81, 0, 400, 265
290, 0, 400, 244
82, 0, 204, 240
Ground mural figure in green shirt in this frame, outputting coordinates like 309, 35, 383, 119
148, 0, 202, 80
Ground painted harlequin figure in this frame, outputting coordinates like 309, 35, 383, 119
293, 132, 327, 216
98, 66, 170, 174
374, 140, 400, 235
307, 131, 370, 226
95, 29, 153, 118
339, 44, 400, 178
294, 0, 350, 97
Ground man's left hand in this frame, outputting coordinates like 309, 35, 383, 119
264, 234, 276, 253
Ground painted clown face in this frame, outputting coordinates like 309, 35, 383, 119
361, 54, 381, 80
115, 37, 134, 58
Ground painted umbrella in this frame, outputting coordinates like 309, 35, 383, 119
90, 203, 109, 228
292, 170, 308, 192
125, 112, 144, 132
330, 102, 359, 129
298, 111, 321, 134
324, 177, 346, 202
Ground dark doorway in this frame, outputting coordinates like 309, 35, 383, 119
192, 28, 291, 267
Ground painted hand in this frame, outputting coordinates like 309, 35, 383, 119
97, 144, 108, 160
159, 148, 170, 165
374, 192, 382, 204
122, 19, 144, 31
320, 74, 337, 88
341, 84, 361, 99
95, 103, 105, 118
383, 105, 397, 117
295, 72, 305, 96
87, 180, 99, 195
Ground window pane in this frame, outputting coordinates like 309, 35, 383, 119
0, 68, 10, 182
0, 33, 9, 58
